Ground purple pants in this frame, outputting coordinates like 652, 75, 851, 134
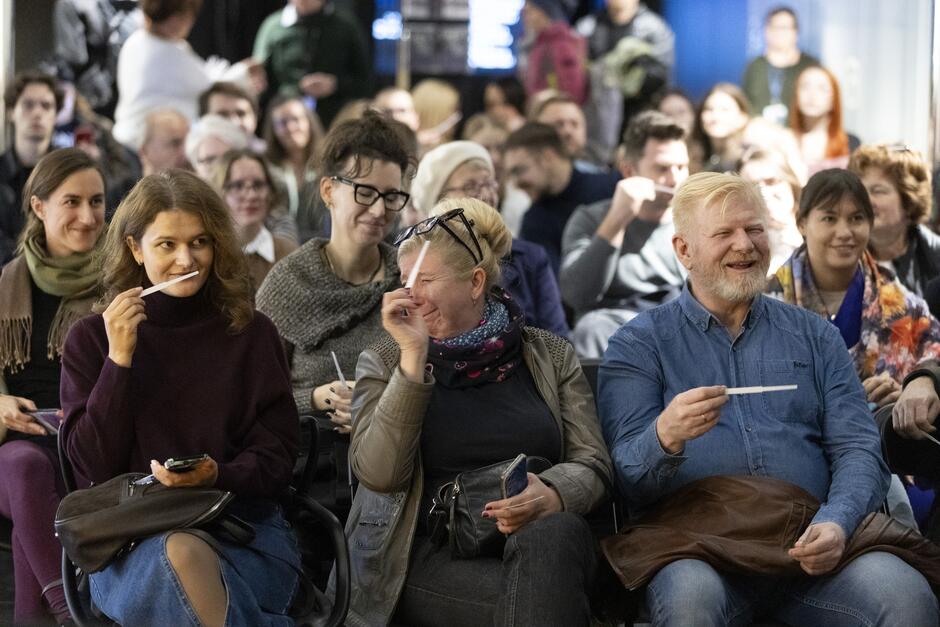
0, 439, 68, 624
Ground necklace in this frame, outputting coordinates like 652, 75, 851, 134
324, 246, 383, 286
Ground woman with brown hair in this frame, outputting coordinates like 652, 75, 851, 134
0, 148, 105, 624
213, 148, 297, 292
59, 169, 300, 627
263, 95, 326, 223
789, 65, 859, 175
849, 144, 938, 296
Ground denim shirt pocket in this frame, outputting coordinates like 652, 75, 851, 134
353, 491, 404, 551
758, 359, 819, 423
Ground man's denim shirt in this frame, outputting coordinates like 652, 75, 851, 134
598, 284, 890, 536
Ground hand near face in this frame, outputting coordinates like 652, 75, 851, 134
150, 457, 218, 488
0, 394, 44, 436
893, 375, 940, 439
788, 521, 846, 575
655, 386, 728, 454
300, 73, 337, 99
381, 288, 429, 382
608, 177, 658, 226
482, 473, 563, 535
862, 372, 901, 408
103, 287, 147, 367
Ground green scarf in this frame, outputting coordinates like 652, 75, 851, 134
0, 235, 99, 373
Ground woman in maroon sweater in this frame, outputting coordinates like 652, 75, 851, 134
60, 169, 300, 627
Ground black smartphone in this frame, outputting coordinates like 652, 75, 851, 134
28, 409, 62, 435
500, 453, 528, 499
164, 454, 209, 473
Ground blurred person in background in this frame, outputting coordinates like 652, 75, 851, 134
373, 87, 421, 133
412, 79, 462, 156
655, 88, 705, 172
213, 149, 297, 292
483, 76, 528, 132
849, 144, 939, 297
113, 0, 263, 150
743, 6, 819, 126
138, 109, 191, 176
534, 92, 608, 172
253, 0, 372, 128
789, 65, 859, 176
519, 0, 588, 106
738, 148, 803, 274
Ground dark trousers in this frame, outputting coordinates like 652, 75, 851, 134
394, 511, 596, 627
0, 439, 67, 624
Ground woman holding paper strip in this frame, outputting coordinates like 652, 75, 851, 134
343, 196, 612, 626
0, 148, 105, 624
766, 168, 940, 406
256, 111, 414, 434
59, 169, 300, 627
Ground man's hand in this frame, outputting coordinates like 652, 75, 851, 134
596, 177, 657, 246
655, 386, 728, 454
788, 522, 846, 575
893, 375, 940, 439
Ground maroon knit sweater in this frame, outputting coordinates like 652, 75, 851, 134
59, 288, 299, 498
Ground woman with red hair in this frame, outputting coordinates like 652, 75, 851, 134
789, 65, 860, 175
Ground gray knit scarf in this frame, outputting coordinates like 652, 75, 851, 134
256, 238, 400, 352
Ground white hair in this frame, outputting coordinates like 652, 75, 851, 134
184, 114, 249, 165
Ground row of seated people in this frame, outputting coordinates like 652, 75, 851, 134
2, 111, 940, 625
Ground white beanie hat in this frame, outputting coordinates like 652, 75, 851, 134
411, 141, 494, 215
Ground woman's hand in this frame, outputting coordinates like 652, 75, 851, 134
0, 394, 44, 436
482, 473, 563, 535
312, 380, 356, 433
103, 287, 146, 367
150, 457, 219, 488
863, 372, 902, 408
381, 288, 428, 383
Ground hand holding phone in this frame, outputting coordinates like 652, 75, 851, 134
28, 409, 63, 435
164, 454, 210, 473
500, 454, 528, 499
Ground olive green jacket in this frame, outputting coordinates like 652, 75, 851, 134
337, 327, 612, 626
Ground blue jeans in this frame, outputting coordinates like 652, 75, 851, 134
394, 512, 596, 627
89, 503, 300, 627
646, 553, 938, 626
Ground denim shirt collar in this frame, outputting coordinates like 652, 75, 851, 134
678, 282, 766, 333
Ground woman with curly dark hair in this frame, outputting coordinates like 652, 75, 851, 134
59, 169, 300, 627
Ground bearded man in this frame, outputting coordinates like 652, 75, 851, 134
597, 172, 938, 626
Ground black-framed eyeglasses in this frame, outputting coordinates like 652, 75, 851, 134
393, 207, 483, 264
331, 176, 410, 212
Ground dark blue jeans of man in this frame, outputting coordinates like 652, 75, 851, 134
394, 511, 596, 627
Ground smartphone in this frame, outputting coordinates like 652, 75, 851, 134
164, 454, 209, 473
500, 453, 528, 499
28, 409, 62, 435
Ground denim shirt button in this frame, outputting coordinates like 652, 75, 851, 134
745, 426, 753, 432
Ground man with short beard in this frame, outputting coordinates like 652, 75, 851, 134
597, 172, 937, 626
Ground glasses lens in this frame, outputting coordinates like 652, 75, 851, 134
354, 185, 380, 205
384, 192, 408, 211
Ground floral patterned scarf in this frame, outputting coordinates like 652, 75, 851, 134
425, 288, 526, 389
766, 246, 940, 381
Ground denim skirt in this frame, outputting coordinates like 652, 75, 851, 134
89, 499, 300, 627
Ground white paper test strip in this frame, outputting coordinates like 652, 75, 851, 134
503, 495, 545, 510
725, 384, 798, 395
331, 350, 348, 390
654, 184, 676, 195
140, 271, 199, 296
405, 240, 430, 289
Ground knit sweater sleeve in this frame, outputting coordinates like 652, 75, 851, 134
214, 315, 300, 497
60, 315, 137, 483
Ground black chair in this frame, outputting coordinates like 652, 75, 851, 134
57, 425, 350, 627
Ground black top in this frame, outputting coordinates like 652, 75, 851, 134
895, 224, 940, 297
4, 278, 62, 408
0, 148, 34, 265
419, 363, 562, 530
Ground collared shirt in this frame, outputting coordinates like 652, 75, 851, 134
598, 283, 889, 536
243, 226, 276, 263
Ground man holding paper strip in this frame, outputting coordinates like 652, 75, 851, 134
560, 111, 689, 358
598, 172, 937, 625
